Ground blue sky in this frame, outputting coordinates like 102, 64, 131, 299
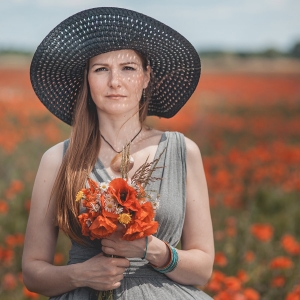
1, 0, 299, 52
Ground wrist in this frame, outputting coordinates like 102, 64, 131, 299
146, 236, 170, 267
69, 263, 82, 289
150, 242, 179, 273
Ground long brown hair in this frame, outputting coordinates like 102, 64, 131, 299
52, 50, 152, 245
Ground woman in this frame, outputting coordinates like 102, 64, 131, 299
22, 7, 214, 299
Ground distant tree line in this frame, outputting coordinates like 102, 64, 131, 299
199, 41, 300, 59
0, 49, 33, 56
1, 41, 300, 59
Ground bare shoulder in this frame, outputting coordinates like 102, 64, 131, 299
40, 141, 65, 167
37, 141, 65, 178
28, 142, 66, 226
183, 136, 202, 160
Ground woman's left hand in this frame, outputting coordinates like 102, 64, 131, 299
101, 225, 147, 258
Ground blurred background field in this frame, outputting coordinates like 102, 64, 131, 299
0, 50, 299, 299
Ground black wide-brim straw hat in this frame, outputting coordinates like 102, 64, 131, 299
30, 7, 201, 125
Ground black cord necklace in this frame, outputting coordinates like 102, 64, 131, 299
100, 126, 143, 153
101, 127, 143, 173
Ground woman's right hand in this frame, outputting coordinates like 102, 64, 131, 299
73, 253, 130, 291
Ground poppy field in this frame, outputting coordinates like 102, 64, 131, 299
0, 58, 300, 299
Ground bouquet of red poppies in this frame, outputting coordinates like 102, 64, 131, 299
76, 146, 164, 241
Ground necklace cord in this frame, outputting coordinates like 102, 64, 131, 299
101, 127, 143, 153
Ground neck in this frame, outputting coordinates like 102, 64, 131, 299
98, 114, 142, 152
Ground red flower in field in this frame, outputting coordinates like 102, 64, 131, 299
269, 256, 293, 269
244, 288, 260, 300
237, 270, 248, 283
23, 286, 39, 299
214, 252, 228, 267
214, 290, 232, 300
2, 273, 17, 290
206, 270, 226, 293
215, 290, 245, 300
5, 180, 24, 199
5, 233, 24, 247
224, 276, 242, 291
213, 270, 226, 282
54, 253, 64, 265
225, 216, 237, 236
0, 247, 14, 264
250, 223, 273, 242
0, 200, 8, 214
10, 180, 24, 193
281, 234, 300, 255
223, 194, 238, 209
271, 276, 285, 288
214, 230, 225, 241
244, 251, 255, 263
24, 199, 31, 211
285, 283, 300, 300
206, 279, 222, 293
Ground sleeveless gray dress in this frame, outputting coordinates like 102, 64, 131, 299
50, 131, 212, 300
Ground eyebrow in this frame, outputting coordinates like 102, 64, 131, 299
91, 61, 139, 68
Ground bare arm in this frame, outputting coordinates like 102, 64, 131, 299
164, 137, 214, 285
102, 137, 214, 286
22, 142, 129, 297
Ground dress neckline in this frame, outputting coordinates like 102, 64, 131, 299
94, 131, 167, 181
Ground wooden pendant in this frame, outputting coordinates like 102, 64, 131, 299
110, 153, 134, 173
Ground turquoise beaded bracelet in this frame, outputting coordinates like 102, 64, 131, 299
141, 236, 149, 259
151, 241, 179, 274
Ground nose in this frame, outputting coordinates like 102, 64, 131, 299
108, 69, 121, 88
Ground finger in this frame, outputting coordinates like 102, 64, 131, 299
100, 277, 122, 291
115, 258, 130, 268
102, 246, 117, 256
101, 238, 113, 247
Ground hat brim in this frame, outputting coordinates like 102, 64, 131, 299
30, 7, 201, 125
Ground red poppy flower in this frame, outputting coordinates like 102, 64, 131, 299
214, 252, 228, 267
250, 223, 273, 242
78, 213, 93, 237
271, 276, 285, 288
243, 288, 260, 300
269, 256, 293, 269
122, 218, 159, 241
109, 178, 140, 211
89, 214, 118, 239
281, 234, 300, 255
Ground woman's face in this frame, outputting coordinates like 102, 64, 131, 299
88, 49, 150, 117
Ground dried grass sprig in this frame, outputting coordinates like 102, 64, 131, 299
131, 147, 166, 188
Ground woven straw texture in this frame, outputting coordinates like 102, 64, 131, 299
30, 7, 201, 125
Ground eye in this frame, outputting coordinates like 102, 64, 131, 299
123, 66, 135, 71
95, 67, 108, 72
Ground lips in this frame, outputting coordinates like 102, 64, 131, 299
106, 94, 126, 99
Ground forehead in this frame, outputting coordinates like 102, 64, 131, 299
90, 49, 142, 64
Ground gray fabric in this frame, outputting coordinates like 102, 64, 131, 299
50, 131, 212, 300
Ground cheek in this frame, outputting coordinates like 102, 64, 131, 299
127, 74, 146, 90
88, 76, 103, 97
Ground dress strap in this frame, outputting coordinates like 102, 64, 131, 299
63, 139, 70, 157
